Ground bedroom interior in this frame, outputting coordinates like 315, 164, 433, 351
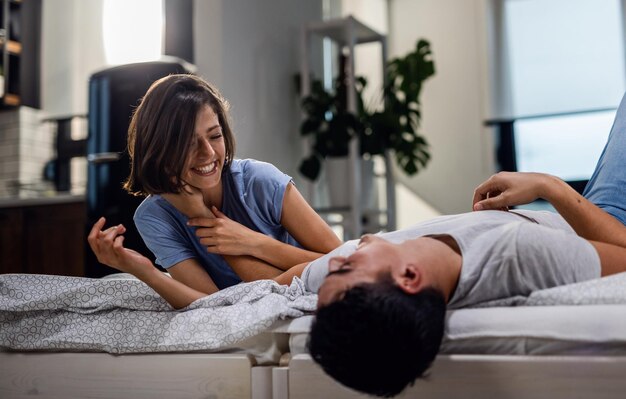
2, 0, 626, 398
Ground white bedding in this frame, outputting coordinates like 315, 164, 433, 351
285, 273, 626, 356
0, 273, 316, 363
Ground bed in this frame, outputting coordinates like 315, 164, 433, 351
2, 273, 626, 398
0, 273, 312, 399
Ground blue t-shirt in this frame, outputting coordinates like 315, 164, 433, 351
134, 159, 301, 289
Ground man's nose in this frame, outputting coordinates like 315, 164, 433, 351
358, 234, 374, 246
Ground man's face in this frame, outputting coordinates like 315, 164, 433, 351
317, 235, 402, 308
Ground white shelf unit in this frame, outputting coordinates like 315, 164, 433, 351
299, 15, 396, 239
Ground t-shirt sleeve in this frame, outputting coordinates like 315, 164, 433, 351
242, 160, 293, 225
514, 223, 601, 290
301, 239, 359, 293
134, 205, 197, 269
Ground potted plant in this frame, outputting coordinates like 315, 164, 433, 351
298, 39, 435, 182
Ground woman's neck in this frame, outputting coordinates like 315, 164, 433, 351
201, 184, 223, 210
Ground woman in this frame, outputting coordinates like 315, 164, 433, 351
89, 74, 341, 296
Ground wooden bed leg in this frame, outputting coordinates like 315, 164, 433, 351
272, 367, 289, 399
251, 366, 273, 399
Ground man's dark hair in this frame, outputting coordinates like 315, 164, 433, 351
308, 280, 446, 397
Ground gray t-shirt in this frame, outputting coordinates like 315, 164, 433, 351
301, 210, 601, 309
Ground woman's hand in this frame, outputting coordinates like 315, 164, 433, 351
472, 172, 553, 211
87, 217, 155, 277
188, 207, 264, 256
89, 218, 215, 309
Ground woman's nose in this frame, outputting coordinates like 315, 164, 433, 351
198, 137, 215, 157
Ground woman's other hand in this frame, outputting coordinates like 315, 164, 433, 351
87, 217, 155, 277
472, 172, 553, 211
188, 207, 263, 256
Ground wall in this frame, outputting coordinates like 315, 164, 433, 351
36, 0, 493, 216
194, 0, 323, 181
34, 0, 323, 190
388, 0, 495, 214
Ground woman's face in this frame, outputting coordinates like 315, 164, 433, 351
182, 105, 226, 190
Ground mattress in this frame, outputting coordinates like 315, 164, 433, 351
282, 305, 626, 357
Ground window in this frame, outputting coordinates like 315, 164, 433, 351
103, 0, 164, 65
491, 0, 625, 186
515, 110, 614, 181
503, 0, 625, 115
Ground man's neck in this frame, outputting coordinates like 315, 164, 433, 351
402, 237, 462, 303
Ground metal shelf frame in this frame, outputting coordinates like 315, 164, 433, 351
299, 15, 396, 239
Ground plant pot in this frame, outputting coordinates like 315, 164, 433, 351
326, 157, 377, 210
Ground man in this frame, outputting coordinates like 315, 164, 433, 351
301, 92, 626, 397
89, 95, 626, 397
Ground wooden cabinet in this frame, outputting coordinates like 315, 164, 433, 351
0, 205, 23, 273
0, 200, 86, 276
0, 0, 41, 108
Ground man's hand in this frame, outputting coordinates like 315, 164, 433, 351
472, 172, 554, 211
188, 207, 264, 256
87, 217, 155, 277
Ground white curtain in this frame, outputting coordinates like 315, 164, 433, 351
500, 0, 626, 116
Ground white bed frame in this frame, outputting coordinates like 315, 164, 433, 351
3, 352, 626, 399
285, 354, 626, 398
0, 352, 272, 399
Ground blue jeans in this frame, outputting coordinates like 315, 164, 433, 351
583, 93, 626, 225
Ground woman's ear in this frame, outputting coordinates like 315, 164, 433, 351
396, 264, 422, 294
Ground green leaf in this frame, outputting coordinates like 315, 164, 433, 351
297, 38, 435, 178
299, 155, 322, 181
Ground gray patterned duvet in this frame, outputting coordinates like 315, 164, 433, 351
0, 274, 316, 353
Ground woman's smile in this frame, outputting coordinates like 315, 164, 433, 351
191, 161, 218, 176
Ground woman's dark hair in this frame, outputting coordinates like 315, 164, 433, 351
123, 74, 236, 196
308, 280, 446, 397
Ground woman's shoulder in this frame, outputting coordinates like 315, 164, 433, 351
134, 194, 179, 221
231, 158, 280, 173
230, 158, 291, 184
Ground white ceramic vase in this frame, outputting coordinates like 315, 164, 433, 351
325, 157, 377, 210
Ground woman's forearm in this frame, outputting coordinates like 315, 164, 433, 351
222, 254, 283, 281
249, 235, 325, 270
136, 267, 210, 310
273, 262, 310, 285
